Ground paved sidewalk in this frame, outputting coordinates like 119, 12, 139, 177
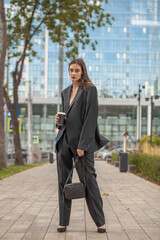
0, 160, 160, 240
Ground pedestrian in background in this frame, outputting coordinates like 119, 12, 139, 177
55, 58, 109, 233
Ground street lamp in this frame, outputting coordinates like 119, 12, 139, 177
145, 84, 159, 145
134, 84, 145, 145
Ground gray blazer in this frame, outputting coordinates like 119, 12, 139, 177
55, 84, 109, 154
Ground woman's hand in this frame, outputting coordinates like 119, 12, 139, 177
77, 149, 84, 157
55, 114, 59, 124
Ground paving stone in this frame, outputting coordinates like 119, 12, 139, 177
66, 231, 86, 240
142, 227, 160, 240
1, 232, 25, 239
0, 227, 9, 238
87, 231, 108, 239
0, 161, 159, 240
107, 229, 129, 240
44, 232, 66, 240
125, 229, 151, 240
22, 230, 46, 240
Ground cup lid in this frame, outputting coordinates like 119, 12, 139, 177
58, 112, 66, 115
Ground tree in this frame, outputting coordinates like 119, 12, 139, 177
3, 0, 114, 165
0, 0, 7, 169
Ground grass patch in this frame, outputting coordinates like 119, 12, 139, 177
0, 162, 48, 180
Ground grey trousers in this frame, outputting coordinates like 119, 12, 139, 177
56, 132, 105, 227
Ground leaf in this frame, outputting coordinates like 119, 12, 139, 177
102, 193, 109, 196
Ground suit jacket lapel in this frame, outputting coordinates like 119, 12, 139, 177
66, 86, 83, 115
64, 85, 72, 113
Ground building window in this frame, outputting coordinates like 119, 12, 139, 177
95, 66, 99, 71
89, 66, 92, 71
126, 59, 130, 64
82, 52, 85, 58
108, 27, 111, 32
124, 27, 127, 33
123, 53, 126, 59
143, 27, 147, 34
96, 52, 99, 58
126, 46, 130, 51
116, 53, 120, 59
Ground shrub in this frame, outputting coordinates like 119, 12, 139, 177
139, 134, 160, 146
111, 152, 119, 162
112, 152, 134, 165
128, 152, 160, 182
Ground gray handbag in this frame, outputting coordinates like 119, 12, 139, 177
63, 157, 86, 200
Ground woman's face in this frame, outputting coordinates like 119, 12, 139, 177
69, 64, 82, 83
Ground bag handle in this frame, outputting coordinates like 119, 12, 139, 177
64, 155, 86, 187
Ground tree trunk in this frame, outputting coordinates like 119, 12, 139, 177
0, 0, 7, 169
11, 109, 24, 165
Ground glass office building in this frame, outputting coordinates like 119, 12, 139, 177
6, 0, 160, 149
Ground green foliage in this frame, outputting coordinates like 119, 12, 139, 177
6, 0, 114, 60
111, 150, 160, 183
139, 134, 160, 146
111, 152, 133, 165
0, 162, 47, 180
128, 153, 160, 182
111, 152, 119, 162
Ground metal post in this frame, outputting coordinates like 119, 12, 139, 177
150, 96, 153, 145
26, 80, 33, 163
136, 84, 141, 146
58, 43, 64, 112
43, 104, 47, 149
147, 104, 151, 135
138, 84, 141, 141
5, 53, 9, 164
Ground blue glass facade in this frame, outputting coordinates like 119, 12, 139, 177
5, 0, 160, 149
77, 0, 160, 98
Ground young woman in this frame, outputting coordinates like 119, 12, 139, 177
55, 58, 109, 233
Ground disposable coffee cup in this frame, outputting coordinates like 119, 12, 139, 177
57, 112, 66, 126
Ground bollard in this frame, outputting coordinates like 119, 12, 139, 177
119, 152, 128, 172
49, 152, 54, 164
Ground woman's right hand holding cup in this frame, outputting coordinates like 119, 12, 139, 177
55, 112, 66, 127
55, 114, 59, 124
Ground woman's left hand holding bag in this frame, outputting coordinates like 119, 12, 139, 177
77, 149, 84, 157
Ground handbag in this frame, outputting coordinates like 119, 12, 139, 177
63, 156, 86, 200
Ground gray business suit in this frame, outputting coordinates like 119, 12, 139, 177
56, 84, 109, 227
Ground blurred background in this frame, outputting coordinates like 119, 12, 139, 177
3, 0, 160, 153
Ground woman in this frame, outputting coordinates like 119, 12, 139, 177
55, 58, 109, 233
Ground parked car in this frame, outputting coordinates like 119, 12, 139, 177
41, 150, 56, 161
21, 149, 28, 159
94, 143, 112, 158
102, 148, 123, 160
7, 149, 27, 159
41, 151, 50, 159
7, 149, 15, 159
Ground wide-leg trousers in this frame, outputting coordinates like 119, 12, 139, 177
56, 131, 105, 227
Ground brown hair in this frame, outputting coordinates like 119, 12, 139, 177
68, 58, 95, 87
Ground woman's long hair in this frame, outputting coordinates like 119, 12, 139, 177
68, 58, 95, 87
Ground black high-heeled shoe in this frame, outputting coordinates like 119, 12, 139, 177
57, 226, 66, 232
97, 227, 106, 233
